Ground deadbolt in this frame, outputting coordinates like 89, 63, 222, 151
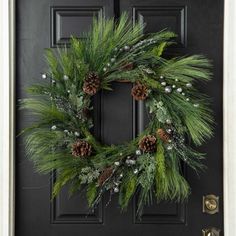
205, 199, 217, 211
202, 227, 220, 236
203, 195, 219, 214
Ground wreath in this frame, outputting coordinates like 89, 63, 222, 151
20, 14, 213, 216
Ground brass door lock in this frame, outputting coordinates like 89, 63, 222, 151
202, 227, 220, 236
203, 194, 219, 214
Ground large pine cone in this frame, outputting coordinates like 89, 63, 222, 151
157, 128, 170, 143
72, 140, 92, 158
98, 167, 113, 186
83, 72, 100, 95
131, 83, 148, 101
139, 135, 157, 153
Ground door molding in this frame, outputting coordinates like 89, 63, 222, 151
0, 0, 235, 235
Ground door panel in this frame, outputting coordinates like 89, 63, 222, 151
51, 6, 104, 47
132, 5, 187, 48
16, 0, 114, 235
16, 0, 223, 235
51, 182, 103, 224
120, 0, 223, 233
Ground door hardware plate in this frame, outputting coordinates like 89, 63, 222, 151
203, 194, 219, 214
202, 227, 220, 236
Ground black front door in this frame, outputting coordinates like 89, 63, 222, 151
16, 0, 224, 235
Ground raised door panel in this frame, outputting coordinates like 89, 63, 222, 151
120, 0, 223, 234
51, 182, 103, 224
49, 1, 114, 225
134, 200, 186, 224
51, 6, 104, 47
16, 0, 114, 234
121, 0, 187, 225
132, 6, 187, 48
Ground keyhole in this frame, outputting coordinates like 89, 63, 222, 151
205, 199, 217, 211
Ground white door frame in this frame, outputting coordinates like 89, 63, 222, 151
223, 0, 236, 234
0, 0, 235, 235
0, 0, 15, 236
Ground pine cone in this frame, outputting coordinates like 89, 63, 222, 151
83, 72, 100, 95
98, 167, 113, 186
157, 128, 170, 143
131, 83, 148, 101
139, 135, 157, 153
72, 140, 92, 158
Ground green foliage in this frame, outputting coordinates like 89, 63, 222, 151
162, 93, 213, 145
156, 168, 190, 201
87, 182, 98, 207
52, 169, 77, 198
136, 154, 156, 214
69, 178, 82, 196
152, 42, 168, 57
146, 99, 170, 125
79, 167, 100, 184
45, 49, 61, 79
20, 98, 66, 123
19, 13, 214, 216
156, 142, 166, 179
119, 173, 137, 210
158, 55, 212, 83
155, 152, 190, 201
